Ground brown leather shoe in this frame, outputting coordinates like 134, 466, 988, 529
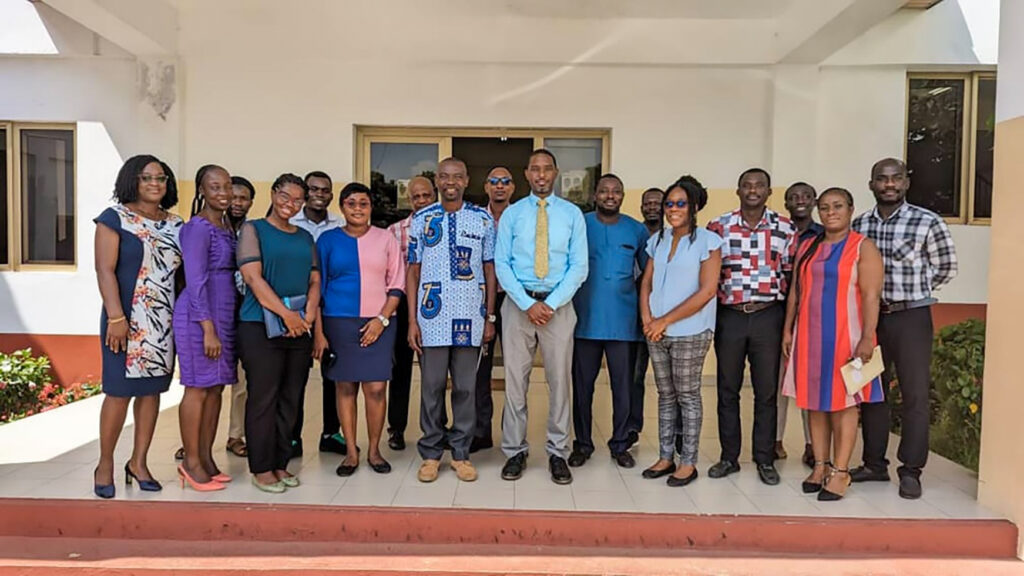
450, 460, 478, 482
417, 459, 441, 483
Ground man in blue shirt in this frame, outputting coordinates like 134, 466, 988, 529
495, 149, 588, 485
407, 157, 497, 483
570, 174, 649, 469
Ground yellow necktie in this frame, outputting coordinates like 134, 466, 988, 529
534, 198, 549, 279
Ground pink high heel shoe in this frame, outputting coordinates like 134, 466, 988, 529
177, 465, 225, 492
211, 472, 233, 483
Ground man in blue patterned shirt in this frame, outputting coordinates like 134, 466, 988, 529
407, 157, 497, 484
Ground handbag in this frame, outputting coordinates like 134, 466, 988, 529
263, 294, 307, 339
840, 346, 884, 396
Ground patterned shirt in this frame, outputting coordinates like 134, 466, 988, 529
852, 202, 958, 303
707, 208, 797, 305
387, 214, 414, 265
409, 203, 496, 348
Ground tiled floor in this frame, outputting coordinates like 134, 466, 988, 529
0, 368, 999, 520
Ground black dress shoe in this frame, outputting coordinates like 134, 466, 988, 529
319, 435, 348, 455
501, 452, 527, 481
567, 449, 591, 468
626, 430, 640, 449
849, 465, 890, 483
470, 436, 493, 454
611, 451, 635, 469
335, 462, 358, 477
387, 431, 406, 451
369, 459, 392, 474
898, 475, 922, 500
642, 462, 676, 479
549, 455, 573, 485
707, 460, 740, 479
666, 467, 698, 487
757, 463, 781, 486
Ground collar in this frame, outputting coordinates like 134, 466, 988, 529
291, 210, 342, 226
730, 207, 775, 230
870, 201, 910, 223
528, 192, 558, 207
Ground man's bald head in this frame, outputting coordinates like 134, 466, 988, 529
408, 175, 437, 212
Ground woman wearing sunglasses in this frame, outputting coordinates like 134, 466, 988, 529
638, 176, 722, 486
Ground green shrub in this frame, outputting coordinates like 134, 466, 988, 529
0, 348, 53, 422
929, 319, 985, 471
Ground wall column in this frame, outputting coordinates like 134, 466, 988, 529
977, 0, 1024, 558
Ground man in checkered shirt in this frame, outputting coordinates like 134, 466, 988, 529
706, 168, 797, 487
849, 158, 958, 500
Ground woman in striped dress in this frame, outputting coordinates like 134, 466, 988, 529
782, 187, 884, 501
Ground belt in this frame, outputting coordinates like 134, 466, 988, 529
724, 301, 778, 314
880, 298, 936, 314
525, 289, 550, 301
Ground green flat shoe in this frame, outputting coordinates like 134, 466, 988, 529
251, 476, 286, 493
280, 475, 300, 488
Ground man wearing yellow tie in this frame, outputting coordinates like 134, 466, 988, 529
494, 149, 589, 485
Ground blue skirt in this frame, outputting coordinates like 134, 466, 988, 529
323, 316, 396, 383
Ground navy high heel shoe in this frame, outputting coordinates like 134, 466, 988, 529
124, 462, 163, 492
94, 467, 115, 499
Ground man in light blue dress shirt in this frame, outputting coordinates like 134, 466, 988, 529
494, 149, 588, 485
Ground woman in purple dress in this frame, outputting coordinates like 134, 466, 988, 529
173, 164, 238, 491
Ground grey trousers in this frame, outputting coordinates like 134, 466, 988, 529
417, 346, 479, 461
500, 298, 576, 460
648, 330, 713, 463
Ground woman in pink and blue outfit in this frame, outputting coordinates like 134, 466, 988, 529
315, 183, 405, 475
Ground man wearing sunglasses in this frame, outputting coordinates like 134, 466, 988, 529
471, 167, 515, 453
289, 171, 346, 460
569, 174, 649, 470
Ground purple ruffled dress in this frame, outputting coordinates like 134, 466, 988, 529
173, 217, 238, 388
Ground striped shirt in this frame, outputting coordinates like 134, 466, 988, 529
852, 202, 958, 303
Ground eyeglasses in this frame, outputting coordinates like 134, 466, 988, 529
663, 200, 688, 209
343, 200, 371, 210
274, 190, 302, 207
487, 177, 512, 186
138, 174, 169, 184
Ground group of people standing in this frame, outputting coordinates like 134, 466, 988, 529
92, 149, 956, 504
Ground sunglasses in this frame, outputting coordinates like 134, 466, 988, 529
487, 177, 512, 186
663, 200, 688, 209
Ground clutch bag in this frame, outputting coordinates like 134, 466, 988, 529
263, 294, 307, 339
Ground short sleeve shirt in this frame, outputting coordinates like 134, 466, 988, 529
408, 203, 496, 347
646, 228, 723, 337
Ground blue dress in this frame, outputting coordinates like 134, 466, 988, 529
94, 205, 183, 397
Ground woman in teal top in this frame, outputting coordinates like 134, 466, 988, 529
639, 176, 722, 487
236, 173, 321, 494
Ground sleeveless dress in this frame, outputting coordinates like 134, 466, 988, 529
173, 217, 239, 388
782, 231, 884, 412
94, 205, 183, 397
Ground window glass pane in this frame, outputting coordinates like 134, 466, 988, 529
20, 129, 74, 264
452, 137, 533, 207
972, 77, 996, 220
369, 141, 438, 226
906, 78, 965, 217
543, 138, 602, 210
1, 128, 8, 266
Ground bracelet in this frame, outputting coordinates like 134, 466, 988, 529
107, 316, 126, 325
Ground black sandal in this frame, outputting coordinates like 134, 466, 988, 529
817, 466, 851, 502
802, 460, 830, 493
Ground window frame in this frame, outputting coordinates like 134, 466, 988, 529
2, 122, 78, 271
354, 126, 611, 187
904, 72, 993, 226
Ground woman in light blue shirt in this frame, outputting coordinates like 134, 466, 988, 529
638, 175, 722, 487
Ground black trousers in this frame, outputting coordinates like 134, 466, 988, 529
292, 359, 339, 443
473, 292, 505, 440
628, 339, 649, 433
387, 296, 415, 436
240, 322, 312, 474
714, 304, 783, 466
571, 338, 635, 454
859, 306, 933, 479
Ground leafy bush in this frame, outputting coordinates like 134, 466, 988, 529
0, 348, 101, 424
929, 319, 985, 471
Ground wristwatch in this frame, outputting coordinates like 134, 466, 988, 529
377, 314, 390, 327
486, 314, 497, 323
